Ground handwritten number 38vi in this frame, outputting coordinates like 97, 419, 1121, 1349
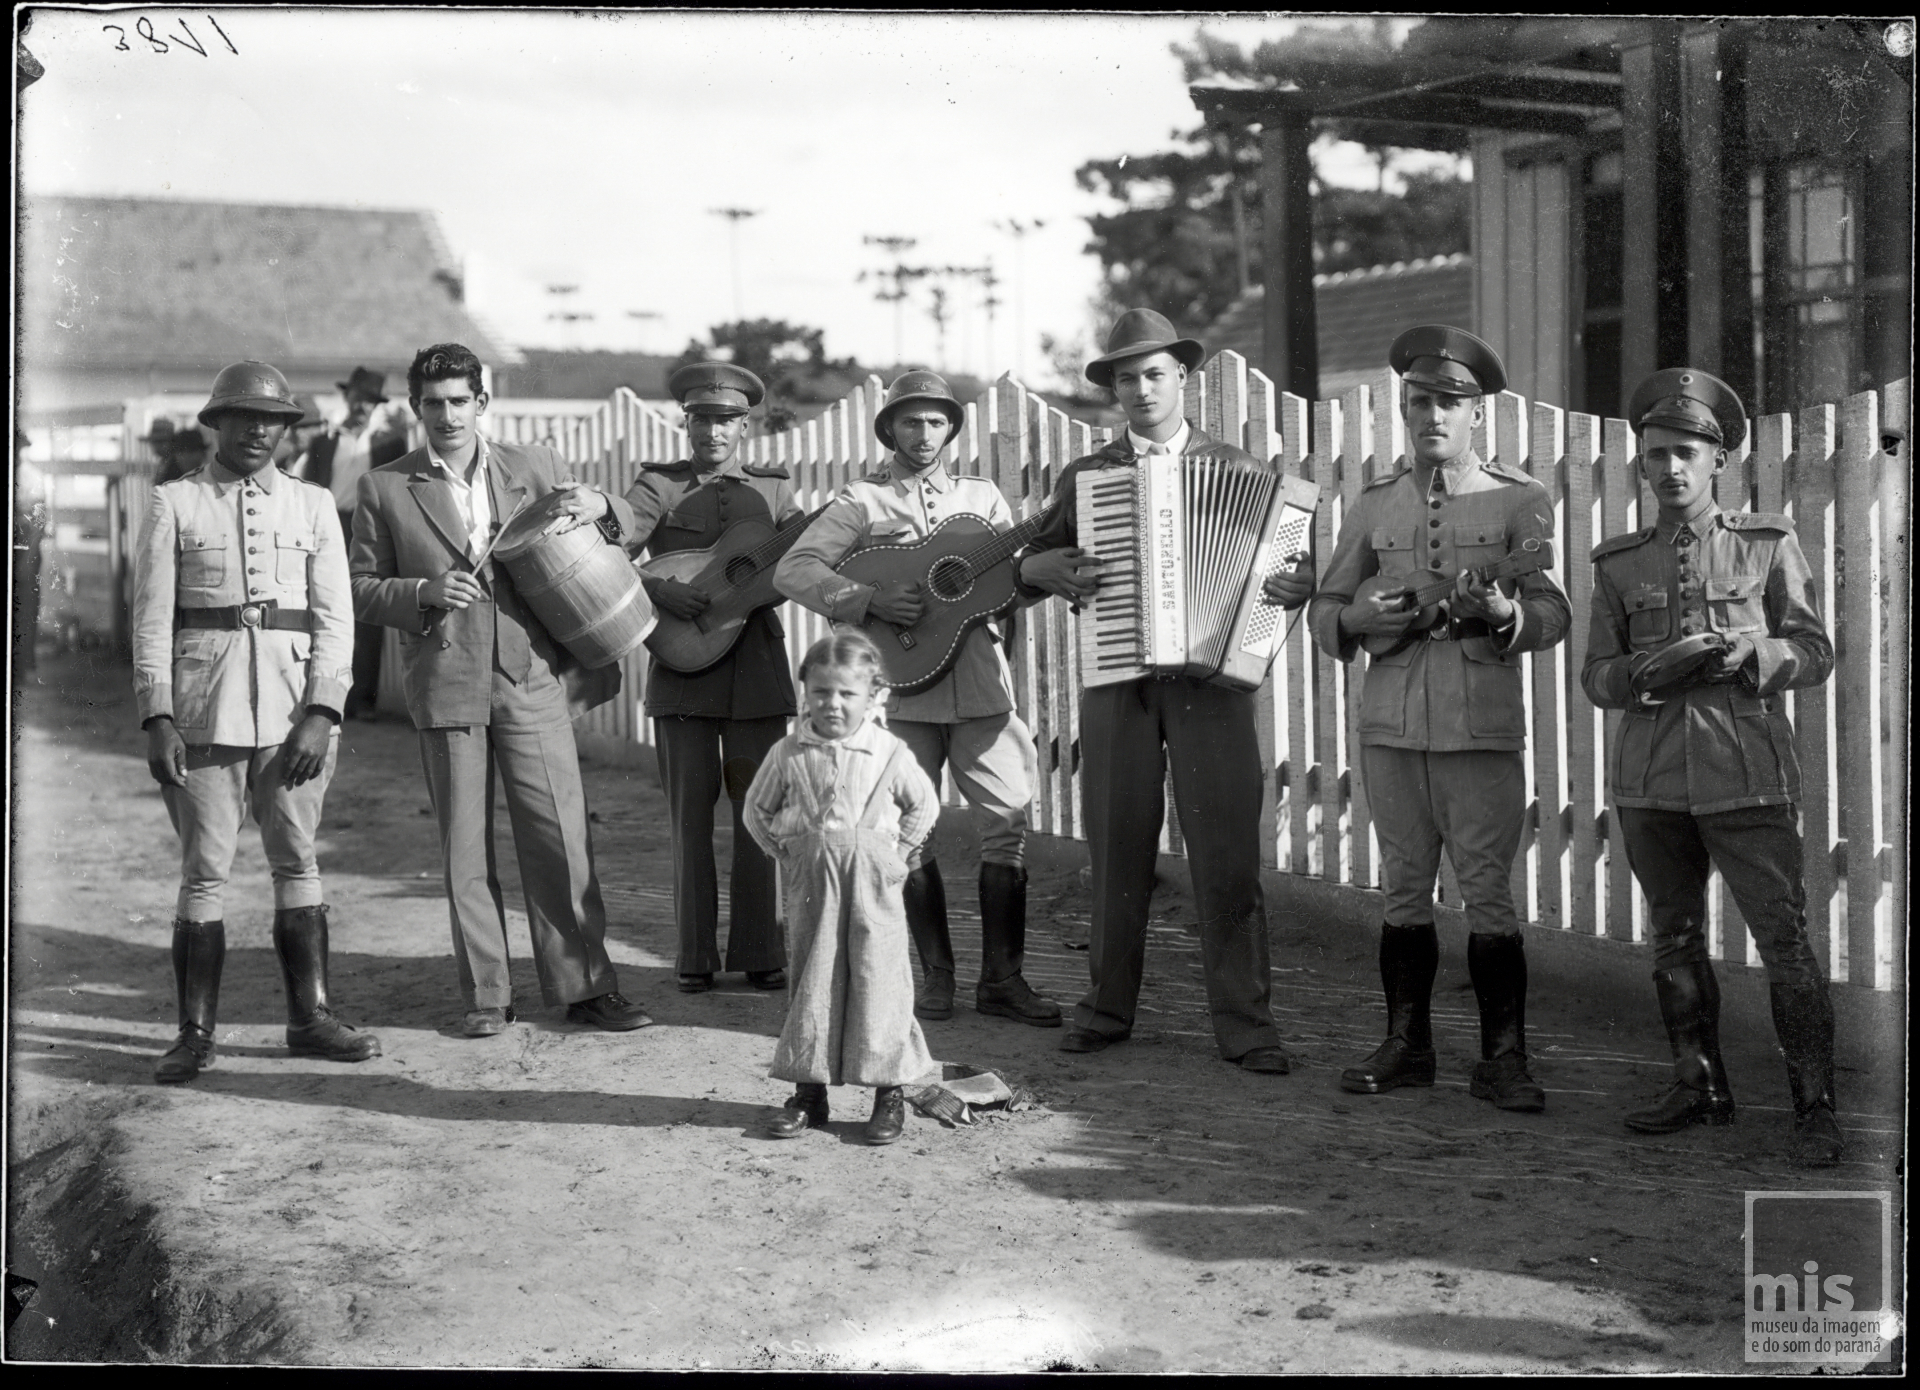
102, 15, 238, 55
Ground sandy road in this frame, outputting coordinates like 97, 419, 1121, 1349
6, 651, 1903, 1371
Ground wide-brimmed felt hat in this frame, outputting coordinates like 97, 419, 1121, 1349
1389, 325, 1507, 397
670, 361, 766, 416
290, 394, 327, 429
874, 370, 965, 449
143, 418, 208, 452
337, 366, 389, 403
1627, 367, 1748, 453
1084, 309, 1205, 389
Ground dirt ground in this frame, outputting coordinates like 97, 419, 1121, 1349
6, 650, 1904, 1371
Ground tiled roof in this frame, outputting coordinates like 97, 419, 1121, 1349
20, 195, 515, 373
1200, 254, 1475, 391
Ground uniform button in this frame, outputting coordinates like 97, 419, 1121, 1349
440, 639, 452, 650
1429, 519, 1441, 529
1429, 499, 1444, 511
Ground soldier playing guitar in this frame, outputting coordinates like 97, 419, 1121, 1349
623, 362, 796, 995
774, 371, 1062, 1027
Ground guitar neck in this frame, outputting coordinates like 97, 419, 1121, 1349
1399, 557, 1505, 608
959, 505, 1056, 570
742, 503, 833, 569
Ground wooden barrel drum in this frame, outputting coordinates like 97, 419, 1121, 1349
492, 492, 656, 669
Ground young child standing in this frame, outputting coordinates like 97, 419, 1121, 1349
742, 629, 941, 1145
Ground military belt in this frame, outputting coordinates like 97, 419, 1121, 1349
177, 603, 314, 632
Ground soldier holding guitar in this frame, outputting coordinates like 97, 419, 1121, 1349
622, 362, 796, 994
774, 371, 1062, 1027
1308, 326, 1570, 1113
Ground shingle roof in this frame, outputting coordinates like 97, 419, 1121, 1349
1200, 254, 1475, 393
19, 195, 516, 373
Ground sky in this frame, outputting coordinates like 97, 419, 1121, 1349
17, 8, 1455, 388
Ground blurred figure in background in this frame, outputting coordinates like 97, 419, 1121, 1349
13, 433, 48, 678
275, 395, 330, 474
148, 418, 211, 487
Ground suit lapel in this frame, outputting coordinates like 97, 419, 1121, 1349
486, 441, 535, 536
407, 458, 474, 561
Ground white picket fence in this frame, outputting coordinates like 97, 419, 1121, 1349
463, 355, 1906, 991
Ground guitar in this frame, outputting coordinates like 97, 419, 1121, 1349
834, 507, 1056, 694
638, 504, 831, 673
1357, 537, 1557, 658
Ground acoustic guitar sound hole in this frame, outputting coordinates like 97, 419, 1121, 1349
723, 555, 761, 588
926, 555, 975, 601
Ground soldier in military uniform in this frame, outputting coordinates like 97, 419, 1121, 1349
132, 361, 381, 1083
1017, 310, 1311, 1072
1309, 326, 1571, 1112
623, 363, 794, 993
1582, 368, 1842, 1167
774, 370, 1061, 1027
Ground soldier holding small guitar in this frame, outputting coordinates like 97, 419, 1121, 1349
774, 371, 1063, 1028
1307, 326, 1571, 1114
623, 362, 797, 995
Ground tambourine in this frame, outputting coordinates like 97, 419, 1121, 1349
1634, 631, 1727, 699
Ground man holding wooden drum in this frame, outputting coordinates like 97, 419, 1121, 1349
1309, 326, 1570, 1113
621, 362, 797, 995
1584, 368, 1841, 1167
351, 342, 650, 1038
1016, 310, 1312, 1072
774, 369, 1062, 1027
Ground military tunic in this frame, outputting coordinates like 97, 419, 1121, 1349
131, 457, 352, 919
622, 455, 799, 976
1582, 504, 1833, 984
1307, 452, 1571, 936
775, 457, 1037, 868
622, 457, 801, 720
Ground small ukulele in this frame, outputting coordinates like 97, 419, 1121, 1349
1357, 537, 1556, 658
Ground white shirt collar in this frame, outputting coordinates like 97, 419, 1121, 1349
1127, 420, 1190, 458
795, 711, 882, 750
426, 434, 487, 483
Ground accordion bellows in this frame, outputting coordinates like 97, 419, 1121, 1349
1076, 452, 1318, 691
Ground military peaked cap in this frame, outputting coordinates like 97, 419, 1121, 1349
1085, 309, 1205, 389
1627, 367, 1747, 453
1389, 325, 1507, 397
669, 361, 766, 416
874, 369, 965, 449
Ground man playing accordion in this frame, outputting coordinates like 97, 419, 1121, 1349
1017, 309, 1310, 1074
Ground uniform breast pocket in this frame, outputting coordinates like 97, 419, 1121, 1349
274, 529, 316, 586
869, 524, 915, 545
1706, 575, 1765, 635
1369, 527, 1416, 577
1624, 586, 1671, 647
660, 508, 708, 542
178, 532, 228, 591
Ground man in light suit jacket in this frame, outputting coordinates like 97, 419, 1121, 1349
351, 342, 651, 1038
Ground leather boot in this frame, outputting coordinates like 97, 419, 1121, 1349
864, 1086, 907, 1146
1340, 923, 1439, 1093
1624, 963, 1736, 1133
155, 919, 224, 1085
975, 863, 1061, 1027
904, 862, 955, 1022
1467, 932, 1546, 1112
1770, 980, 1844, 1167
766, 1083, 829, 1139
273, 905, 382, 1062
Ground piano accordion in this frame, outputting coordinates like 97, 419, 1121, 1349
1074, 451, 1319, 691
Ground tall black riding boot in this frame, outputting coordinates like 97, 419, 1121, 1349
975, 864, 1061, 1027
1769, 980, 1844, 1167
1624, 963, 1736, 1133
155, 919, 224, 1085
903, 862, 955, 1021
1340, 923, 1439, 1093
1466, 932, 1545, 1112
273, 905, 382, 1062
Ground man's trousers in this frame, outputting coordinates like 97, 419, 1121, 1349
416, 656, 619, 1010
652, 713, 787, 976
163, 736, 337, 921
1074, 678, 1279, 1059
1359, 745, 1527, 937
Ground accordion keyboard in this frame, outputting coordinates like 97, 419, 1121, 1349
1075, 468, 1149, 686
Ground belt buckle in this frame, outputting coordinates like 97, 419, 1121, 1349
239, 603, 264, 628
1427, 621, 1448, 642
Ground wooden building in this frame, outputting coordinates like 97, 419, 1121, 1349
1191, 17, 1912, 419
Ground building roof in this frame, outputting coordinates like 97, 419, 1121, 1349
19, 195, 516, 374
1200, 254, 1474, 394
